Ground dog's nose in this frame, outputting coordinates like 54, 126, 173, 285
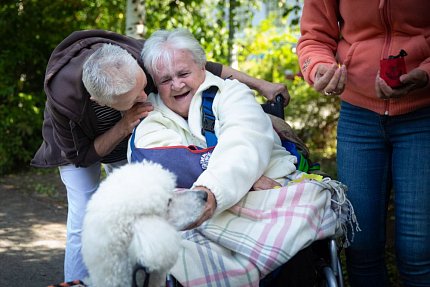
196, 190, 208, 202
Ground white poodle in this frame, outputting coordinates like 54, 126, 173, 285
81, 161, 207, 287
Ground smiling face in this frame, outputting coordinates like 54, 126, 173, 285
153, 49, 206, 118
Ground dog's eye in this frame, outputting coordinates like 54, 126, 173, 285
168, 198, 172, 206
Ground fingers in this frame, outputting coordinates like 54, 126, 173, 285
185, 204, 214, 229
252, 175, 281, 191
376, 68, 428, 100
280, 91, 291, 107
265, 83, 291, 106
314, 64, 336, 92
184, 188, 216, 229
315, 64, 347, 96
132, 101, 154, 114
273, 84, 291, 106
125, 102, 153, 121
336, 65, 347, 91
120, 104, 153, 134
400, 68, 429, 89
324, 65, 346, 96
375, 73, 393, 99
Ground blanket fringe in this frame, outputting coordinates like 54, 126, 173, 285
286, 171, 361, 247
292, 174, 361, 249
318, 177, 361, 248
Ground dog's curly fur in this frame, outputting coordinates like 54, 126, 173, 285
81, 161, 206, 287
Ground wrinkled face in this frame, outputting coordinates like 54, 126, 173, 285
109, 67, 148, 111
153, 49, 206, 118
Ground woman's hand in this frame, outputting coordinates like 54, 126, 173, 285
185, 186, 217, 229
220, 65, 290, 106
314, 64, 347, 96
94, 102, 153, 157
252, 175, 282, 191
119, 102, 153, 135
257, 80, 291, 106
375, 68, 429, 99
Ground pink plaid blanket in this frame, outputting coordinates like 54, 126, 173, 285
170, 172, 358, 287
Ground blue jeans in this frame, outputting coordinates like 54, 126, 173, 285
337, 102, 430, 287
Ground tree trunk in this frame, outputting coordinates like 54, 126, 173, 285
126, 0, 146, 39
227, 0, 237, 66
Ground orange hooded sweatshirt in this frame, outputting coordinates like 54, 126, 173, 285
297, 0, 430, 116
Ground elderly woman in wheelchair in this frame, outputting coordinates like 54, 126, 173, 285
128, 28, 356, 287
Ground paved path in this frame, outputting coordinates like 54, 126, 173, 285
0, 171, 67, 286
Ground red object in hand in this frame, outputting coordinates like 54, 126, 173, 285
380, 50, 407, 88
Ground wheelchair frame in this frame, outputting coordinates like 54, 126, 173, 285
132, 237, 344, 287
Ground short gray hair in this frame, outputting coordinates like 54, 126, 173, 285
82, 44, 140, 106
141, 28, 206, 77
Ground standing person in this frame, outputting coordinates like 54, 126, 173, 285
296, 1, 430, 286
30, 29, 290, 282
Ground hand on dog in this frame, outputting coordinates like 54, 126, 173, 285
184, 186, 217, 230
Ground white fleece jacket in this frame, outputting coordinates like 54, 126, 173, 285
128, 71, 296, 213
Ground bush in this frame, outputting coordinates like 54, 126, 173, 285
0, 92, 43, 174
0, 0, 125, 174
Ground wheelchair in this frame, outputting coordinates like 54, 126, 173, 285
131, 95, 346, 287
132, 238, 344, 287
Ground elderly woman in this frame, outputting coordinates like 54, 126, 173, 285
128, 28, 297, 224
128, 28, 350, 286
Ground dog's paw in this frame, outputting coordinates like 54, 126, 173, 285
167, 189, 207, 230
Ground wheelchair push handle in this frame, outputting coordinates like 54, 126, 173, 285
261, 94, 285, 119
275, 94, 284, 105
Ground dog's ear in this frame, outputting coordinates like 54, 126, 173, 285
129, 217, 181, 272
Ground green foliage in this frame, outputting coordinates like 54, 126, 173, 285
237, 16, 339, 162
141, 0, 259, 64
0, 0, 126, 174
287, 78, 339, 158
0, 92, 43, 174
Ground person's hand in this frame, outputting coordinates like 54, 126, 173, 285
375, 68, 429, 99
258, 80, 291, 106
252, 175, 282, 191
314, 64, 347, 96
119, 102, 153, 135
185, 186, 217, 229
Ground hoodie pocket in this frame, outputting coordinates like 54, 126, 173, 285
337, 39, 383, 97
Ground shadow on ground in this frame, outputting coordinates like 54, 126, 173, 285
0, 168, 67, 286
